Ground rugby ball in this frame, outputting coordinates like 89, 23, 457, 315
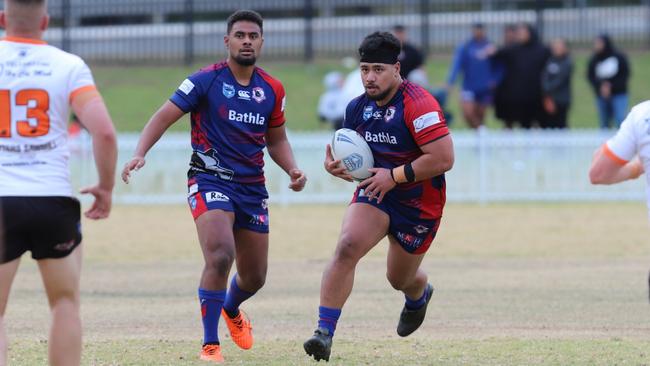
331, 128, 374, 181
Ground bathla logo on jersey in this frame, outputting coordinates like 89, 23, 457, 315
365, 131, 398, 144
228, 110, 266, 125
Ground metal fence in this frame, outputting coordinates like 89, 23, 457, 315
1, 0, 649, 63
69, 130, 647, 207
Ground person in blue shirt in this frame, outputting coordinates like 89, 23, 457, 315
446, 23, 496, 129
121, 10, 306, 363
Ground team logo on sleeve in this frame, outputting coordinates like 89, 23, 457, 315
385, 106, 396, 122
413, 111, 442, 133
179, 79, 195, 95
252, 87, 266, 103
222, 83, 235, 98
363, 106, 373, 121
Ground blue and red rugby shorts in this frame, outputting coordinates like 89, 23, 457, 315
351, 187, 442, 254
187, 173, 270, 233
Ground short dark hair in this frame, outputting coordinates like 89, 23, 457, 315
392, 24, 406, 33
358, 31, 401, 63
226, 10, 263, 35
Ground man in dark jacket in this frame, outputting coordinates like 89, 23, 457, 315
491, 23, 550, 129
392, 25, 425, 81
587, 34, 630, 129
541, 38, 573, 129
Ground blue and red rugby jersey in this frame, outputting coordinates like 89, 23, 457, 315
344, 80, 450, 219
170, 61, 286, 184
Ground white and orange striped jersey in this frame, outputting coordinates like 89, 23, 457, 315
604, 100, 650, 213
0, 37, 96, 197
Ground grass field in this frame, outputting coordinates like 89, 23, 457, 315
92, 52, 650, 133
5, 203, 650, 365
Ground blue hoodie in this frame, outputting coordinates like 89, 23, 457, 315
447, 38, 495, 92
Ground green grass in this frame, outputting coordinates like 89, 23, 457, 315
5, 203, 650, 365
8, 339, 650, 365
92, 52, 650, 132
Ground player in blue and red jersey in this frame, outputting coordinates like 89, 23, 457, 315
304, 32, 454, 362
121, 10, 306, 363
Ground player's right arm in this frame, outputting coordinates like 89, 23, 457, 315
122, 73, 205, 183
589, 150, 643, 184
324, 99, 356, 182
121, 101, 185, 183
324, 143, 354, 182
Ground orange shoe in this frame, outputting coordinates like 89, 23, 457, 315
221, 308, 254, 350
199, 344, 224, 363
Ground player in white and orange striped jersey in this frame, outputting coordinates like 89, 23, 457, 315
0, 1, 117, 365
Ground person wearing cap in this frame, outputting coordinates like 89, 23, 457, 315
303, 31, 454, 362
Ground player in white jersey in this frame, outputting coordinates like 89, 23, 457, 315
0, 1, 117, 365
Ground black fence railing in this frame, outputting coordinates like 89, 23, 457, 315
0, 0, 648, 64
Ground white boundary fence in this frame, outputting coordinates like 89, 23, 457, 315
70, 130, 647, 205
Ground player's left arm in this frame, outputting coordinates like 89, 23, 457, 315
265, 125, 306, 192
359, 135, 454, 203
360, 93, 453, 203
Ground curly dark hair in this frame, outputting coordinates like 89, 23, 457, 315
358, 31, 401, 61
226, 10, 263, 35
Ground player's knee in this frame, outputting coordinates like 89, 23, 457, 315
334, 234, 363, 264
205, 247, 235, 278
386, 272, 408, 291
239, 271, 266, 292
50, 294, 80, 315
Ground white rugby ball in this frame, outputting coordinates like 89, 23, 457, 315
331, 128, 374, 181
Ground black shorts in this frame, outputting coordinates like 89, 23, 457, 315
0, 196, 82, 264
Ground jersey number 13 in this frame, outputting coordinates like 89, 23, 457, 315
0, 89, 50, 138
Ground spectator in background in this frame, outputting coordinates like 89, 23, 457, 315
491, 23, 550, 129
493, 23, 517, 124
502, 23, 518, 46
446, 23, 495, 129
587, 34, 630, 129
541, 38, 573, 129
317, 71, 346, 129
392, 24, 425, 82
